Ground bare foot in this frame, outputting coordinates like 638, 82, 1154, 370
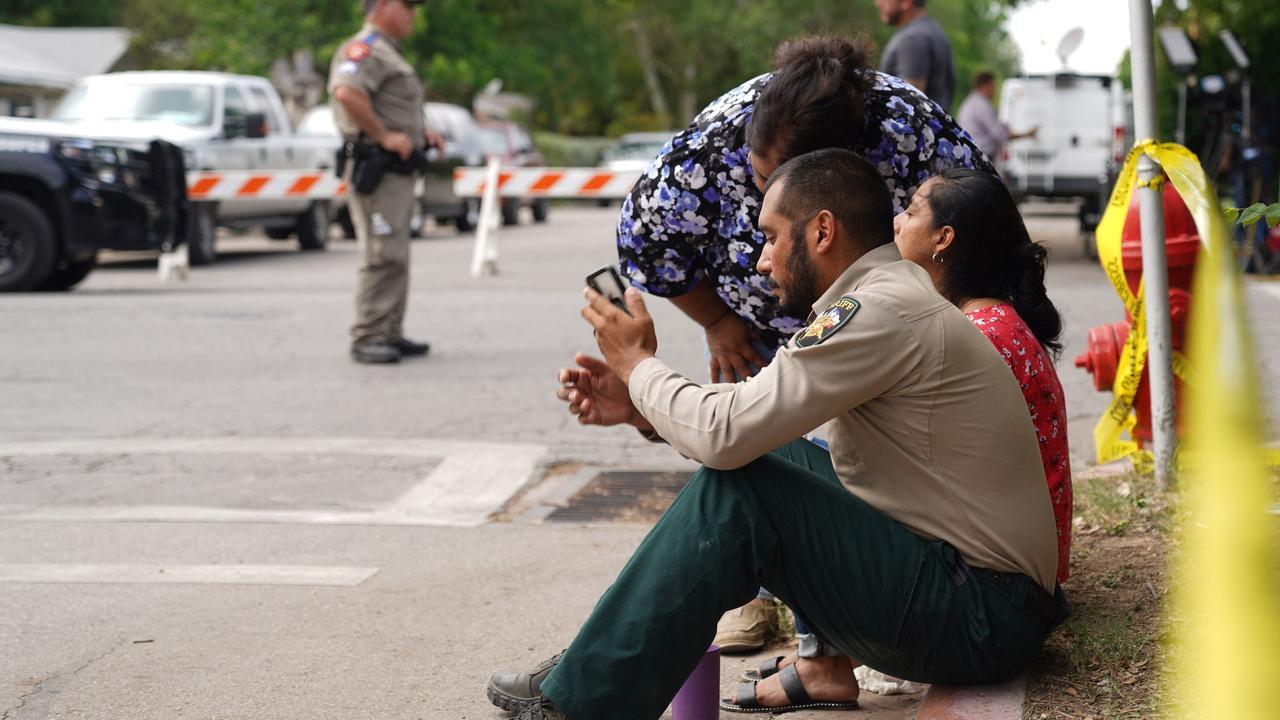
730, 656, 860, 707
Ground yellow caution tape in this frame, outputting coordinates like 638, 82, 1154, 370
1091, 140, 1195, 469
1159, 139, 1280, 718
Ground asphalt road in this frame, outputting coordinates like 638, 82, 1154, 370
1, 203, 1276, 719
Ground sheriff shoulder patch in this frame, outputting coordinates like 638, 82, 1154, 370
346, 42, 371, 62
795, 296, 860, 348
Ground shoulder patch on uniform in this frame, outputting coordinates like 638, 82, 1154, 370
339, 61, 359, 75
346, 42, 371, 62
795, 296, 861, 348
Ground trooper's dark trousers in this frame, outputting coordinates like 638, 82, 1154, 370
541, 440, 1060, 720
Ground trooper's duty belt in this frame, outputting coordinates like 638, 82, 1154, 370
336, 140, 428, 194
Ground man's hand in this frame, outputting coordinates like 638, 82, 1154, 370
379, 131, 414, 161
425, 129, 446, 154
581, 287, 657, 384
556, 353, 650, 428
706, 312, 768, 382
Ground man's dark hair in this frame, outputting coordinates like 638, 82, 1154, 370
362, 0, 378, 15
764, 148, 894, 254
973, 71, 996, 89
745, 35, 876, 167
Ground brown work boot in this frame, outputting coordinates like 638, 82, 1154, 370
714, 597, 775, 653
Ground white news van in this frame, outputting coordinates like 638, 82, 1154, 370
999, 74, 1130, 251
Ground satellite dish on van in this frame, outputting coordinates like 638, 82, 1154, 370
1056, 27, 1085, 69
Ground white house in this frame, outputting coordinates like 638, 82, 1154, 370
0, 24, 130, 118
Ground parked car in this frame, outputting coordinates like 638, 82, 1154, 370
476, 118, 549, 225
600, 131, 675, 173
295, 104, 353, 238
422, 102, 485, 233
0, 118, 186, 291
999, 74, 1129, 243
596, 131, 674, 206
51, 71, 334, 264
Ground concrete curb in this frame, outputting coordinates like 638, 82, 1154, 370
915, 676, 1026, 720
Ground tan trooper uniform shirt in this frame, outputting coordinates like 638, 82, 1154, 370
328, 24, 425, 150
629, 243, 1059, 591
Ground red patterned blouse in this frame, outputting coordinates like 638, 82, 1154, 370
965, 303, 1073, 583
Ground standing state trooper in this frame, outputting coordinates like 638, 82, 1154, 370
487, 149, 1067, 720
329, 0, 437, 364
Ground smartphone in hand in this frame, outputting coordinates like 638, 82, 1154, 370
586, 266, 632, 316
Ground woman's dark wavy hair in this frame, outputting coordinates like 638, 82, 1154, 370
745, 35, 876, 164
927, 169, 1064, 359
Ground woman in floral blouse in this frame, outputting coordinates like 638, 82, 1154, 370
617, 34, 992, 382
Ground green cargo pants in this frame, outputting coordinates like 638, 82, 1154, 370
541, 439, 1058, 720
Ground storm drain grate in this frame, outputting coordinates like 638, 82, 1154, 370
545, 471, 692, 523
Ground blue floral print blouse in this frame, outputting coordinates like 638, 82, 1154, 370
616, 71, 993, 349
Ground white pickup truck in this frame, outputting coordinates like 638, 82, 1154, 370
50, 71, 336, 264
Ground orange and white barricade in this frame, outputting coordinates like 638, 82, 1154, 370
185, 170, 347, 201
454, 164, 642, 277
452, 166, 641, 199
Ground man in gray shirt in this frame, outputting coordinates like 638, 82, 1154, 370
877, 0, 955, 112
956, 71, 1037, 163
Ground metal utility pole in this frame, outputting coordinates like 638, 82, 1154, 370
1129, 0, 1177, 488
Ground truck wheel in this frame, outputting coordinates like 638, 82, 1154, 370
532, 199, 550, 223
0, 191, 56, 292
501, 199, 520, 226
38, 254, 97, 291
455, 200, 479, 233
188, 203, 218, 266
297, 201, 330, 251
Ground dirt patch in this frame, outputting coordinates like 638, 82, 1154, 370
1024, 470, 1173, 720
544, 470, 690, 523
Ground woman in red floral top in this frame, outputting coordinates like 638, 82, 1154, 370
893, 169, 1072, 583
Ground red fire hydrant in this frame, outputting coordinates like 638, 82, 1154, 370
1073, 180, 1200, 448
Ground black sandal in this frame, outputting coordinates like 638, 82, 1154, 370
740, 655, 789, 683
720, 663, 860, 714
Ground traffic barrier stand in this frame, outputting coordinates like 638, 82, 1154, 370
469, 157, 503, 277
157, 243, 189, 282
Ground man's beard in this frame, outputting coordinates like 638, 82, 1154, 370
772, 226, 821, 318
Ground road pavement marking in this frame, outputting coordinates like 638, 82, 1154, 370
0, 564, 378, 586
0, 437, 546, 528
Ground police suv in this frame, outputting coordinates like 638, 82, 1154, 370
0, 118, 186, 292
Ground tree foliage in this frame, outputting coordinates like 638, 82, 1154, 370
6, 0, 1028, 136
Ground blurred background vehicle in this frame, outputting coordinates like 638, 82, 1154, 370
599, 131, 674, 173
294, 104, 353, 238
52, 71, 333, 264
595, 131, 673, 206
0, 119, 186, 291
476, 118, 549, 225
999, 73, 1129, 252
422, 101, 485, 234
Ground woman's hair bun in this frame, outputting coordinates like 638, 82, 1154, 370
773, 35, 875, 96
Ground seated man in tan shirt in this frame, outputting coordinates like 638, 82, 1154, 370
486, 148, 1067, 720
